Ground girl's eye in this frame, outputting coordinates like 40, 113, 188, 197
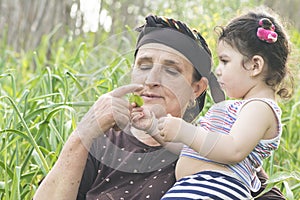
220, 59, 228, 65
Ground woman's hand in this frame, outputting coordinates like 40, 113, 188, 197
76, 84, 143, 140
131, 106, 157, 134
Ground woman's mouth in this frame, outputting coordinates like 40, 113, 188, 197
141, 93, 164, 101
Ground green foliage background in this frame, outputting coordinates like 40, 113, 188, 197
0, 1, 299, 199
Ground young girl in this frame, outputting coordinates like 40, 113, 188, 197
132, 9, 294, 199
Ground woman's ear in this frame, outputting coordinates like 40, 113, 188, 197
192, 77, 208, 99
251, 55, 265, 77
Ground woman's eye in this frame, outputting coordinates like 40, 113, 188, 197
165, 67, 180, 76
139, 64, 152, 70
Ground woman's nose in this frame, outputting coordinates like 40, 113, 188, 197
145, 65, 161, 87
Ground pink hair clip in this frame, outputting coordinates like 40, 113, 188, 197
257, 18, 278, 43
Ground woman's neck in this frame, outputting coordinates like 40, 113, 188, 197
130, 127, 161, 146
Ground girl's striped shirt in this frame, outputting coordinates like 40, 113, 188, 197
180, 98, 282, 192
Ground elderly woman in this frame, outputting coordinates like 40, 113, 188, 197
34, 15, 284, 200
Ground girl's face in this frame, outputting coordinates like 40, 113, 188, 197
215, 41, 255, 99
131, 43, 204, 118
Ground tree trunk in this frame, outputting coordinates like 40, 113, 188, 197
264, 0, 300, 31
0, 0, 77, 52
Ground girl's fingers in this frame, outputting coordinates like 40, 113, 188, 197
157, 118, 165, 131
157, 115, 172, 139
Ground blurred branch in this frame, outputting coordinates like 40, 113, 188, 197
264, 0, 300, 31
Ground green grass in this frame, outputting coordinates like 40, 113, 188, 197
0, 31, 134, 199
0, 25, 299, 200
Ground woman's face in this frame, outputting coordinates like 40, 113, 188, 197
131, 43, 201, 118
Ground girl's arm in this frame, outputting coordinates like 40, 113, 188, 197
159, 100, 277, 164
147, 121, 183, 155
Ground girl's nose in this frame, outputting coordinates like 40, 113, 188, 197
215, 65, 221, 77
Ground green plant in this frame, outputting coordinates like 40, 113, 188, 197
0, 2, 299, 199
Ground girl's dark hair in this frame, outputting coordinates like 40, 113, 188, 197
216, 9, 294, 99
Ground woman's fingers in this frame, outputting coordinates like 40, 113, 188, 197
110, 97, 132, 130
109, 84, 144, 129
77, 85, 143, 138
131, 107, 144, 119
131, 112, 144, 122
110, 84, 143, 97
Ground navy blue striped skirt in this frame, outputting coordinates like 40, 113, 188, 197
161, 171, 252, 200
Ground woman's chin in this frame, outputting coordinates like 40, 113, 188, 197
143, 103, 167, 118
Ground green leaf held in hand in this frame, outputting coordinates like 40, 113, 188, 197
129, 94, 144, 107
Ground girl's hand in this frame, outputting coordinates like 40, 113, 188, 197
157, 115, 184, 143
158, 115, 197, 144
